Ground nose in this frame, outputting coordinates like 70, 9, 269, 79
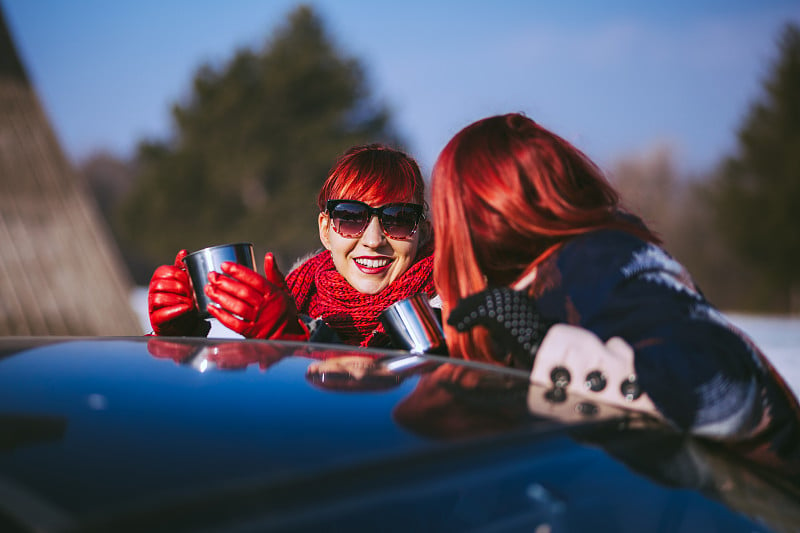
360, 215, 386, 247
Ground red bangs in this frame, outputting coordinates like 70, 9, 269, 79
317, 145, 425, 210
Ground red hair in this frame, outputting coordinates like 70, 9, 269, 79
432, 113, 659, 362
317, 144, 426, 209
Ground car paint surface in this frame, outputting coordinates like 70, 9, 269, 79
1, 337, 798, 532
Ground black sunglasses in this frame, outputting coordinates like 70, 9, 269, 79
326, 199, 424, 240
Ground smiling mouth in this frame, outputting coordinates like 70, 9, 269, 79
354, 257, 392, 271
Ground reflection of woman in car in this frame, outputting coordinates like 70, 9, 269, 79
148, 144, 436, 347
393, 363, 531, 439
429, 113, 800, 464
305, 355, 404, 392
145, 338, 289, 370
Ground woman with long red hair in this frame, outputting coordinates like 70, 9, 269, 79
431, 114, 799, 460
148, 144, 436, 347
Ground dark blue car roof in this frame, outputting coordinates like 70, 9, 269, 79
0, 337, 798, 532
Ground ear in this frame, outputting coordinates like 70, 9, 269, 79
318, 212, 332, 250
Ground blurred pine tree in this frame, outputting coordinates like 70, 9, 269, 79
708, 23, 800, 313
115, 5, 407, 274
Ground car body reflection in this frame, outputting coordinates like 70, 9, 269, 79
0, 337, 798, 532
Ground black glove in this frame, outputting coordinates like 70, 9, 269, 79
447, 287, 552, 367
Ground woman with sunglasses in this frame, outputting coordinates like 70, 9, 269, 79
430, 114, 799, 465
148, 144, 436, 347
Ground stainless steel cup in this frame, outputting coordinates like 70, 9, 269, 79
380, 294, 446, 354
182, 242, 256, 319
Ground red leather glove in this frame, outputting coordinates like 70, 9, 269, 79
146, 338, 198, 364
207, 342, 288, 370
148, 250, 210, 337
205, 253, 309, 341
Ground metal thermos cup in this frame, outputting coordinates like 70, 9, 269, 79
182, 242, 256, 319
380, 294, 446, 354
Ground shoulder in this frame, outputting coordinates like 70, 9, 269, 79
534, 229, 702, 323
561, 229, 651, 260
557, 230, 692, 285
546, 229, 657, 287
285, 249, 331, 300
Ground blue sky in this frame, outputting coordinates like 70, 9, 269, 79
3, 0, 799, 176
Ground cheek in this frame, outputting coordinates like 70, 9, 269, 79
327, 232, 356, 270
327, 231, 352, 255
392, 238, 420, 263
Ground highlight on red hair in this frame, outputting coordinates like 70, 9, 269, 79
432, 113, 659, 362
317, 144, 426, 210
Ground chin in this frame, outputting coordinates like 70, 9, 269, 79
357, 286, 384, 296
351, 280, 387, 295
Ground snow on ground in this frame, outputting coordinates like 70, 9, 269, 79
132, 287, 149, 334
131, 288, 800, 397
726, 312, 800, 399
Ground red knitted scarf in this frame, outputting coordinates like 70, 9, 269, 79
285, 250, 436, 347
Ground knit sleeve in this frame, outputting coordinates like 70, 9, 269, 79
535, 231, 799, 454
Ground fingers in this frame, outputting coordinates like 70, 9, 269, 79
191, 253, 296, 340
220, 261, 272, 292
207, 303, 248, 334
148, 250, 203, 336
149, 265, 194, 312
448, 287, 530, 332
146, 339, 197, 363
451, 315, 489, 333
530, 325, 659, 416
207, 342, 263, 369
448, 291, 486, 317
151, 264, 188, 282
149, 289, 194, 310
263, 253, 288, 289
150, 303, 195, 325
149, 249, 191, 295
206, 269, 267, 305
207, 261, 282, 319
149, 277, 192, 298
204, 280, 258, 321
448, 293, 491, 332
448, 311, 487, 332
150, 264, 191, 289
173, 249, 189, 268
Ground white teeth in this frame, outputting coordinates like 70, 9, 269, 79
355, 257, 391, 268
